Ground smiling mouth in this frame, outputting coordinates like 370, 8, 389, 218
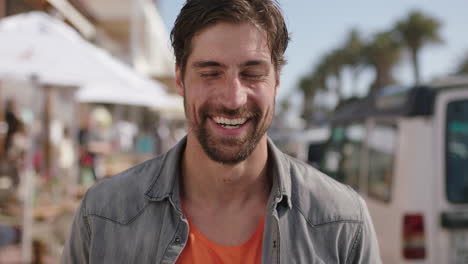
212, 116, 248, 129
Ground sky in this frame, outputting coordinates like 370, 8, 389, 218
158, 0, 468, 105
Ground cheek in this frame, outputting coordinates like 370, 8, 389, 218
255, 85, 276, 108
184, 87, 208, 124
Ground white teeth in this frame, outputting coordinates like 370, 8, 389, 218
221, 124, 240, 129
212, 116, 247, 126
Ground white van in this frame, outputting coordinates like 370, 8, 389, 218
318, 77, 468, 264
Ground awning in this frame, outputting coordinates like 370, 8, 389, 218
0, 12, 183, 113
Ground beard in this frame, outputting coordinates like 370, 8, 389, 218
185, 99, 274, 165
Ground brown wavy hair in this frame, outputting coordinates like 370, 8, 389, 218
171, 0, 290, 77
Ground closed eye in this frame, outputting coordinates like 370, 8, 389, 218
241, 71, 264, 80
200, 71, 221, 78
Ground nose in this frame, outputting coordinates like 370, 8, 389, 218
220, 74, 247, 110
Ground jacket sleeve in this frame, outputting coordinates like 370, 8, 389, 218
347, 197, 382, 264
61, 194, 91, 264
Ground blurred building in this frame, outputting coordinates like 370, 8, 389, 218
0, 0, 176, 92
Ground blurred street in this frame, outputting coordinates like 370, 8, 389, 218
0, 1, 185, 263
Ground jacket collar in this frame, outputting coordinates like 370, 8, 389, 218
144, 137, 186, 205
267, 137, 292, 209
144, 136, 292, 209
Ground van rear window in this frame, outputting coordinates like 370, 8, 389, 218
446, 100, 468, 204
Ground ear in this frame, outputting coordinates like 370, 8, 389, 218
274, 72, 281, 97
175, 65, 184, 96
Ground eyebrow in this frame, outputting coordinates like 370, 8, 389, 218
191, 60, 269, 69
192, 61, 226, 69
240, 60, 269, 67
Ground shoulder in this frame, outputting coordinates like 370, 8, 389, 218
285, 155, 364, 226
282, 155, 382, 263
81, 153, 167, 224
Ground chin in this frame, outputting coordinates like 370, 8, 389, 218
202, 138, 257, 165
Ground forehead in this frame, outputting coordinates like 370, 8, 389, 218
188, 22, 272, 65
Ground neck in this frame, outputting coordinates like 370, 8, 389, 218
181, 134, 271, 208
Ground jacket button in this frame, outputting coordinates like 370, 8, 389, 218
175, 237, 181, 244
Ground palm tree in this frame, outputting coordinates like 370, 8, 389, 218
395, 10, 442, 85
342, 29, 365, 95
319, 48, 348, 102
364, 31, 402, 91
279, 97, 291, 114
298, 76, 317, 125
456, 53, 468, 75
298, 67, 328, 126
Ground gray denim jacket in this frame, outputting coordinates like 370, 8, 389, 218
62, 137, 381, 264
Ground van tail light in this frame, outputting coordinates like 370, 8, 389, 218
403, 214, 426, 259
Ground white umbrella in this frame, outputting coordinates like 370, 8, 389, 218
0, 12, 163, 90
0, 12, 109, 86
0, 12, 183, 111
77, 82, 184, 115
76, 81, 166, 106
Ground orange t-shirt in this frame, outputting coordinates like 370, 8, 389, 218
176, 216, 265, 264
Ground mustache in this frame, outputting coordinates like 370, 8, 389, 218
199, 104, 261, 120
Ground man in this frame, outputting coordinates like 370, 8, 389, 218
3, 98, 20, 157
62, 0, 381, 263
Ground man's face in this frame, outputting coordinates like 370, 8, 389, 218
176, 22, 279, 164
